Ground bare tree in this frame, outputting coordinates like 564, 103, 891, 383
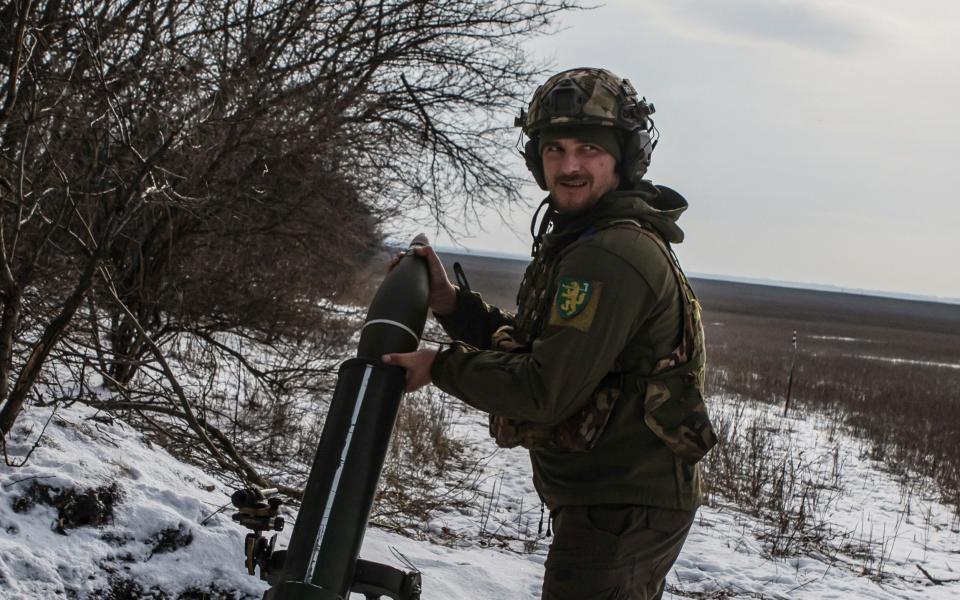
0, 0, 577, 481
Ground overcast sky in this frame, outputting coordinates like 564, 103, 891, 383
430, 0, 960, 301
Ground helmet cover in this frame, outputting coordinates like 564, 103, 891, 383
517, 67, 657, 189
518, 67, 654, 136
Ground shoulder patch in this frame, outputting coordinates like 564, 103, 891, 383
549, 277, 602, 331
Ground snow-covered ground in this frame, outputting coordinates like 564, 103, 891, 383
2, 393, 958, 599
0, 403, 265, 599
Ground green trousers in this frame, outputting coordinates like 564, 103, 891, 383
541, 504, 696, 600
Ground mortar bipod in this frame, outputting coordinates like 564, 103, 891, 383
351, 559, 422, 600
232, 487, 420, 599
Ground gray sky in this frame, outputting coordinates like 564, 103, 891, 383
432, 0, 960, 300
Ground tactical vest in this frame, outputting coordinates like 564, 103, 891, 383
489, 220, 718, 464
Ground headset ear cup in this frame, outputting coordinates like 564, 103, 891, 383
619, 130, 652, 186
523, 138, 547, 190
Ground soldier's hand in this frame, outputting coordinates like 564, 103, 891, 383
382, 349, 438, 393
416, 245, 458, 316
491, 325, 526, 353
387, 251, 405, 272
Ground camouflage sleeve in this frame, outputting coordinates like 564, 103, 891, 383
431, 242, 664, 423
433, 286, 516, 350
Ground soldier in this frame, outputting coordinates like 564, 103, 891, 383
384, 67, 717, 600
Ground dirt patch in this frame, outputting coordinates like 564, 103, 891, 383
96, 576, 256, 599
11, 481, 122, 533
148, 522, 194, 557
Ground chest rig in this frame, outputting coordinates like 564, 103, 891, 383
490, 218, 718, 463
513, 239, 562, 345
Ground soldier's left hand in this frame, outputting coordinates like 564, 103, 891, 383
491, 325, 526, 353
382, 349, 438, 392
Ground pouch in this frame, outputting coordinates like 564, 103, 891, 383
641, 370, 717, 465
489, 377, 621, 452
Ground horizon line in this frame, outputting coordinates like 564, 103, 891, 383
428, 244, 960, 307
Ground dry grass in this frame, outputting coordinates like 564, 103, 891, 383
373, 389, 475, 533
699, 278, 960, 519
701, 396, 849, 559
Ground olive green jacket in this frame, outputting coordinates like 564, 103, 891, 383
430, 181, 703, 510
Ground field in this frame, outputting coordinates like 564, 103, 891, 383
436, 248, 960, 541
353, 251, 960, 597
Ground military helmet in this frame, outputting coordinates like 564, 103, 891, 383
516, 67, 657, 189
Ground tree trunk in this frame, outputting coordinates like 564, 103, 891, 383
0, 254, 100, 435
107, 314, 146, 387
0, 284, 22, 404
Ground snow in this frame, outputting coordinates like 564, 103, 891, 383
672, 397, 960, 599
0, 404, 266, 599
846, 354, 960, 370
2, 392, 959, 599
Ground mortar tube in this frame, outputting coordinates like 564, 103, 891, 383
266, 235, 430, 600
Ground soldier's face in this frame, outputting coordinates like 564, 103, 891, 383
541, 138, 620, 214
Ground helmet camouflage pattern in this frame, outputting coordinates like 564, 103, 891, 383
517, 67, 658, 188
517, 67, 655, 137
